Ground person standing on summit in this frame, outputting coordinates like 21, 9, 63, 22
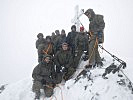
84, 9, 105, 68
66, 25, 78, 57
36, 33, 46, 49
74, 26, 89, 68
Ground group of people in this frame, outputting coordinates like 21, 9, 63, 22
32, 8, 105, 100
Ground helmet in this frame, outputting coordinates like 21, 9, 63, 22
61, 29, 65, 33
85, 8, 95, 17
37, 33, 43, 38
71, 25, 76, 30
43, 54, 51, 60
46, 36, 51, 40
61, 42, 68, 46
55, 30, 60, 34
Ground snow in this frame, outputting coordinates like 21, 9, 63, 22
0, 53, 133, 100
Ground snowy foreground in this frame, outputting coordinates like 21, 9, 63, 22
0, 53, 133, 100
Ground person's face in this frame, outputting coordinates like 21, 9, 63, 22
72, 28, 76, 32
62, 45, 68, 51
39, 36, 43, 39
55, 31, 60, 35
85, 12, 91, 18
46, 38, 51, 43
44, 57, 50, 63
61, 32, 65, 36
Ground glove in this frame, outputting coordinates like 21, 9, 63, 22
56, 66, 62, 73
81, 51, 88, 61
82, 55, 89, 61
83, 51, 87, 53
62, 68, 67, 73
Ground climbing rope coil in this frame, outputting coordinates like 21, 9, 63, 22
43, 84, 64, 100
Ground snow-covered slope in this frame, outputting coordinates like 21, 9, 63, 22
0, 54, 133, 100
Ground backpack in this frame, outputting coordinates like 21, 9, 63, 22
96, 15, 105, 44
97, 31, 104, 44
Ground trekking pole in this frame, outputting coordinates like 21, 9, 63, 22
120, 69, 133, 93
98, 45, 126, 69
98, 46, 133, 93
120, 70, 133, 86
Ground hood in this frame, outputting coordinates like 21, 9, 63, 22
85, 8, 95, 18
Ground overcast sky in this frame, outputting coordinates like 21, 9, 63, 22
0, 0, 133, 85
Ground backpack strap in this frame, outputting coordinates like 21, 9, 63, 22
43, 44, 52, 54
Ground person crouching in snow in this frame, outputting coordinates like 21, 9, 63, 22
54, 42, 75, 82
32, 55, 56, 99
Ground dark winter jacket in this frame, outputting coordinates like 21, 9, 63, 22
51, 34, 56, 43
36, 38, 46, 49
75, 32, 89, 51
55, 34, 67, 51
66, 31, 78, 48
32, 61, 55, 83
38, 41, 54, 57
60, 34, 67, 44
54, 49, 73, 69
89, 14, 105, 33
53, 34, 61, 53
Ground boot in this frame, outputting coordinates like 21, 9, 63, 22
96, 62, 103, 68
85, 65, 93, 69
102, 73, 108, 79
34, 91, 40, 100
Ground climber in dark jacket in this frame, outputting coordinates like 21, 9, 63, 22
54, 42, 75, 82
32, 55, 56, 99
36, 33, 46, 49
66, 25, 78, 57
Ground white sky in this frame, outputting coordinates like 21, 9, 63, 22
0, 0, 133, 85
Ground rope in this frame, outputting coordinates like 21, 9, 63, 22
42, 84, 64, 100
56, 84, 64, 100
44, 85, 54, 89
101, 32, 104, 53
88, 33, 98, 66
50, 95, 57, 100
43, 95, 57, 100
99, 43, 103, 54
43, 43, 52, 54
43, 85, 56, 100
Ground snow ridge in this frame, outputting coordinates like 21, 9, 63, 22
0, 54, 133, 100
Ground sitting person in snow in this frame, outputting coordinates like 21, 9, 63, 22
54, 42, 75, 82
32, 55, 56, 99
